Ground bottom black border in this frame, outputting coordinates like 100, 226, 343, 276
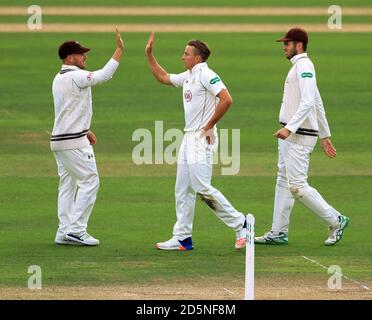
0, 300, 370, 318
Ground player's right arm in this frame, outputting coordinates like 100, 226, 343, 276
145, 32, 172, 85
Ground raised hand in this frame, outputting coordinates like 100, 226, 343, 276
116, 27, 124, 51
145, 32, 155, 55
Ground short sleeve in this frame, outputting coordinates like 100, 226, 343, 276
200, 69, 226, 96
169, 71, 189, 88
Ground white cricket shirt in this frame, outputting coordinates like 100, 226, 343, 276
51, 58, 119, 151
170, 62, 226, 132
280, 53, 331, 146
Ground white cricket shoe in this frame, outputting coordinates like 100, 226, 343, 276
55, 235, 80, 245
156, 236, 193, 251
255, 231, 288, 245
65, 232, 100, 246
235, 227, 247, 250
324, 215, 350, 246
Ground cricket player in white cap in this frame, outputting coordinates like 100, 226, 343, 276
51, 29, 124, 246
255, 27, 349, 246
145, 32, 248, 251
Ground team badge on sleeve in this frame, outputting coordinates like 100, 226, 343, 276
209, 76, 221, 84
301, 72, 313, 78
87, 72, 93, 81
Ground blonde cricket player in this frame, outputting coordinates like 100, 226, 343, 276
255, 28, 349, 246
145, 32, 248, 250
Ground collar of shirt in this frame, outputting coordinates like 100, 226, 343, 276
290, 53, 308, 65
60, 64, 81, 71
189, 62, 207, 76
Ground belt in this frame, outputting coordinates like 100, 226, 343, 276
280, 122, 318, 137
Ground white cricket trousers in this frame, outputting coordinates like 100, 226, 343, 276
53, 145, 99, 237
272, 139, 340, 234
173, 130, 245, 239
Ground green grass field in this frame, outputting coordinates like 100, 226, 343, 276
1, 2, 372, 299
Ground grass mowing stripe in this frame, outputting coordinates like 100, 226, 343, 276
2, 15, 372, 24
3, 23, 372, 32
1, 1, 372, 7
1, 152, 372, 177
2, 6, 372, 15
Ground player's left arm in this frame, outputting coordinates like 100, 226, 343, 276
316, 89, 336, 158
203, 88, 233, 131
320, 137, 337, 158
73, 29, 123, 89
200, 71, 233, 143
